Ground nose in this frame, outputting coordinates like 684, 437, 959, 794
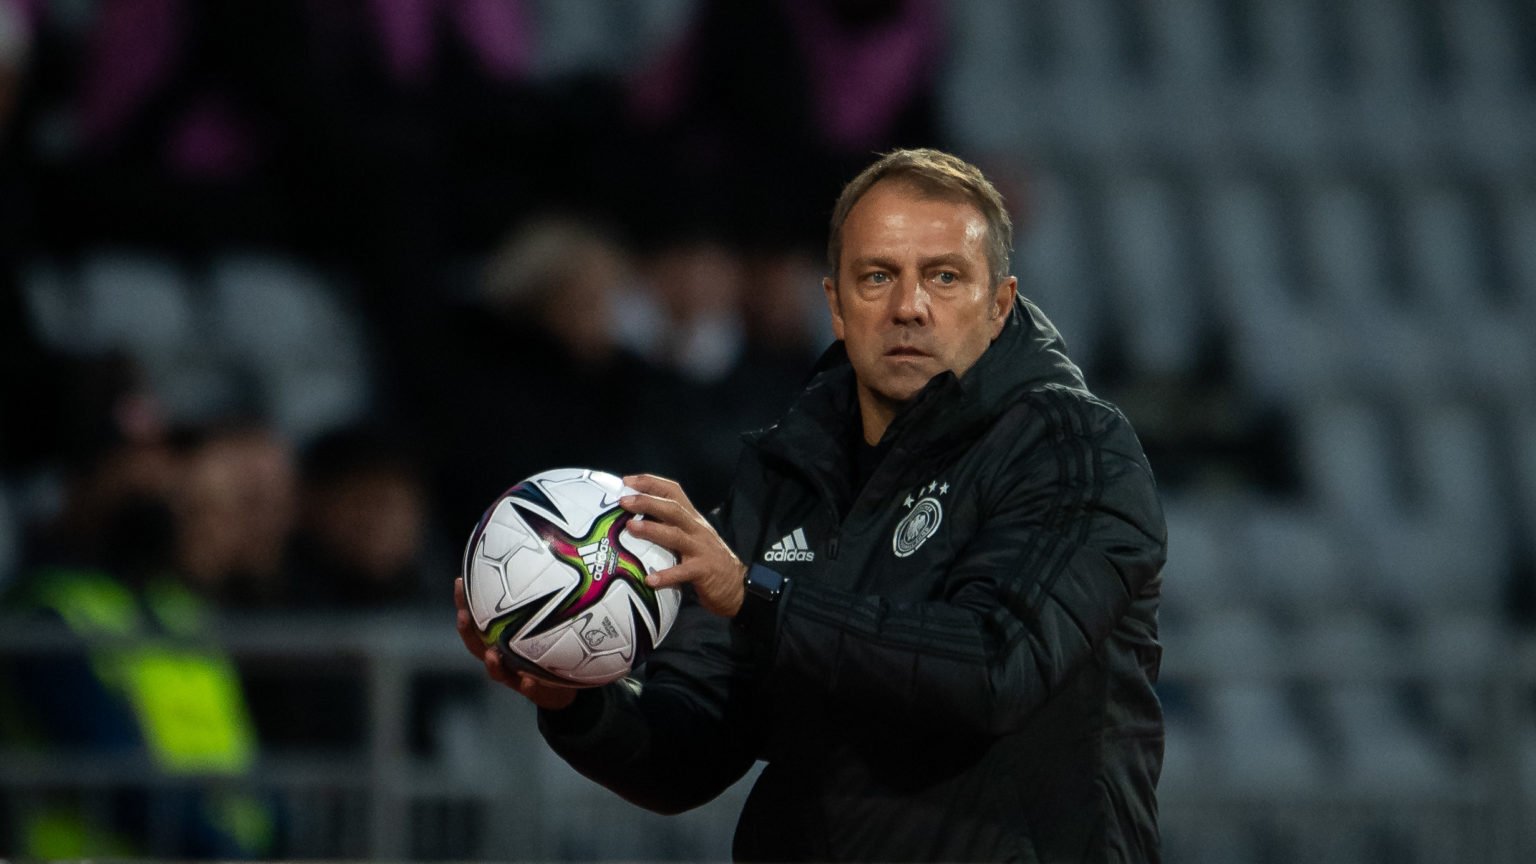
890, 275, 931, 326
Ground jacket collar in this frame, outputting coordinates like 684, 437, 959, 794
752, 296, 1087, 480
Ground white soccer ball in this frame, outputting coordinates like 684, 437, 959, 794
462, 468, 681, 687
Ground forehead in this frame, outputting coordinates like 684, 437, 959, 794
841, 181, 988, 260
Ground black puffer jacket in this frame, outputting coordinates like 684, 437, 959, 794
541, 297, 1167, 863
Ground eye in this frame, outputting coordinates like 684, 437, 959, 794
934, 271, 958, 285
865, 271, 891, 284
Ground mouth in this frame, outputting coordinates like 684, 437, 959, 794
885, 346, 930, 358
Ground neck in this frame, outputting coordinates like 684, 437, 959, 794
855, 387, 900, 446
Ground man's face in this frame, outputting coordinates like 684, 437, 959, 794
824, 180, 1015, 441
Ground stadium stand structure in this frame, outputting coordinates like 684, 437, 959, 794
21, 252, 372, 442
2, 0, 1535, 861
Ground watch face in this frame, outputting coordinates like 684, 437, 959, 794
748, 565, 786, 597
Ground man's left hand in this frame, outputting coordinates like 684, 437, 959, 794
620, 474, 746, 618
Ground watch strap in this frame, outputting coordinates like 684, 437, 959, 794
734, 564, 787, 642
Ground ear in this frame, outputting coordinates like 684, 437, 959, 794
823, 276, 845, 341
989, 276, 1017, 337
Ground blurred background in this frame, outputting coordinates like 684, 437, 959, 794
0, 0, 1534, 861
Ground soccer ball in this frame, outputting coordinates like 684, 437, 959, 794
462, 468, 682, 687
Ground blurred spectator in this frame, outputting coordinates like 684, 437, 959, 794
17, 353, 172, 570
237, 426, 431, 762
483, 216, 633, 368
622, 0, 945, 250
622, 236, 745, 384
1, 396, 273, 859
286, 426, 430, 611
731, 248, 826, 411
0, 281, 56, 479
291, 0, 643, 434
591, 0, 949, 508
36, 432, 178, 575
172, 424, 297, 610
420, 216, 678, 538
646, 246, 828, 507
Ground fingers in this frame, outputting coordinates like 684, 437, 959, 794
623, 515, 692, 556
512, 672, 541, 698
462, 579, 576, 706
513, 671, 581, 710
645, 559, 747, 617
455, 578, 489, 659
458, 577, 506, 679
623, 474, 694, 510
619, 489, 691, 525
483, 646, 514, 686
619, 473, 744, 618
643, 559, 721, 591
460, 578, 520, 691
641, 561, 691, 589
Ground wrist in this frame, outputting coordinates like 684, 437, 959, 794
737, 562, 751, 613
538, 686, 605, 733
733, 564, 788, 642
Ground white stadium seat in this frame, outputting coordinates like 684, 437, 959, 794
1447, 0, 1520, 94
21, 259, 84, 352
1303, 612, 1456, 792
1157, 494, 1239, 619
1232, 501, 1353, 617
1103, 175, 1203, 377
1498, 189, 1536, 321
1402, 184, 1536, 402
208, 253, 372, 441
1400, 402, 1508, 612
1017, 171, 1104, 374
1343, 0, 1419, 94
1202, 178, 1339, 400
78, 250, 196, 362
1142, 0, 1224, 89
75, 251, 245, 423
1186, 610, 1327, 791
1300, 181, 1450, 399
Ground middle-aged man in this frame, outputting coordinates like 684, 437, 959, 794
456, 148, 1167, 862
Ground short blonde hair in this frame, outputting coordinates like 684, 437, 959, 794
827, 148, 1013, 286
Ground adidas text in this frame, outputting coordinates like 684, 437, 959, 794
764, 528, 815, 563
765, 548, 815, 562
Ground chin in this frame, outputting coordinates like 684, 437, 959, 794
872, 378, 929, 405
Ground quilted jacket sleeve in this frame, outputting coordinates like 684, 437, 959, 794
537, 502, 759, 814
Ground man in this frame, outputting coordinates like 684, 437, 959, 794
5, 423, 274, 859
455, 149, 1166, 861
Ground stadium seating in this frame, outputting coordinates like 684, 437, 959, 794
19, 250, 374, 443
1185, 609, 1326, 791
208, 254, 372, 442
1013, 169, 1104, 373
940, 1, 1535, 859
1102, 174, 1204, 378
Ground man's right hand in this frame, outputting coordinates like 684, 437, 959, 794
455, 577, 578, 710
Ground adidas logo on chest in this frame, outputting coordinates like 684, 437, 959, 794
764, 527, 815, 563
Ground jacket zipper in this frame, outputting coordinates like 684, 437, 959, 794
753, 444, 846, 563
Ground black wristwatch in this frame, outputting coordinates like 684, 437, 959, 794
734, 564, 787, 640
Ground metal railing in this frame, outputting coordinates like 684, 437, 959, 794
2, 613, 1532, 861
1156, 628, 1536, 864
